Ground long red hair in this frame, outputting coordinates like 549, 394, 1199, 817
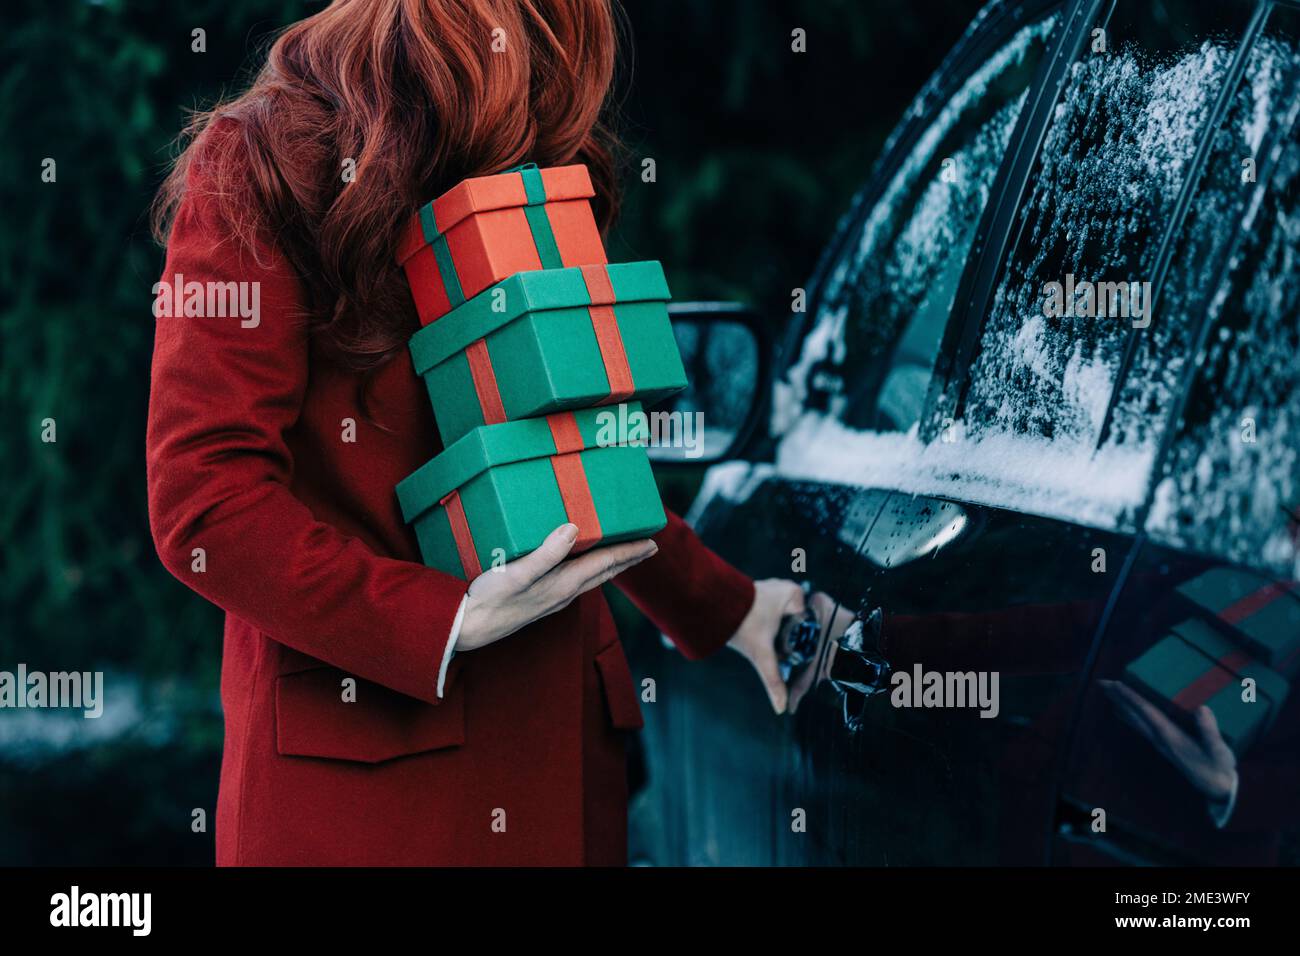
153, 0, 622, 368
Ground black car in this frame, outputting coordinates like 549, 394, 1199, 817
630, 0, 1300, 866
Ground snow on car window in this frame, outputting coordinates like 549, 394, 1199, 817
771, 8, 1300, 551
1106, 34, 1297, 454
774, 15, 1055, 436
960, 39, 1235, 448
1146, 97, 1300, 580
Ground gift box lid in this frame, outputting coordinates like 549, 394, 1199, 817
1170, 618, 1289, 707
1124, 632, 1212, 693
396, 164, 595, 265
395, 403, 645, 524
1178, 566, 1300, 616
1177, 566, 1300, 667
407, 261, 672, 376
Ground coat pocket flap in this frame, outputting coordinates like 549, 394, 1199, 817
275, 667, 465, 764
594, 642, 645, 730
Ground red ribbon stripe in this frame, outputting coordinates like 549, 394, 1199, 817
546, 411, 602, 553
580, 265, 636, 405
439, 490, 482, 579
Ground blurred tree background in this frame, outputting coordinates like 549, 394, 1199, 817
0, 0, 981, 863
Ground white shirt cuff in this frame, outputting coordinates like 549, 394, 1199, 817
437, 596, 468, 699
1210, 771, 1240, 829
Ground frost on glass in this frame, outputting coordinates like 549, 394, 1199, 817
775, 16, 1054, 436
1108, 35, 1299, 454
1147, 113, 1300, 580
959, 40, 1235, 448
769, 22, 1300, 541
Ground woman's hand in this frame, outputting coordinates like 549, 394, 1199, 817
1100, 679, 1238, 805
787, 591, 857, 714
726, 578, 807, 715
458, 524, 657, 652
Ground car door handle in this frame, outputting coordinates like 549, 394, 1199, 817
828, 608, 892, 731
776, 582, 823, 682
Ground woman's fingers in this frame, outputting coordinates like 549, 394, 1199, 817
544, 538, 658, 602
1103, 679, 1203, 768
508, 523, 580, 587
459, 533, 656, 652
788, 636, 834, 714
779, 580, 806, 617
1195, 705, 1237, 769
1101, 681, 1166, 745
750, 638, 788, 714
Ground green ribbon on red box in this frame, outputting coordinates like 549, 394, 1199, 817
510, 163, 565, 276
419, 163, 563, 309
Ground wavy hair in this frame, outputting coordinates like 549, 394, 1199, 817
153, 0, 621, 367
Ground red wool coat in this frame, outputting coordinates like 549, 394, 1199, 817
145, 145, 756, 866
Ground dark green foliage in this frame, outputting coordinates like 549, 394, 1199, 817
2, 0, 305, 682
612, 0, 979, 311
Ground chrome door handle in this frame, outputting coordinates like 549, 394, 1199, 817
828, 608, 891, 731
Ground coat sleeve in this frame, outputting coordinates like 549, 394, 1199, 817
614, 509, 755, 659
146, 153, 465, 706
1221, 693, 1300, 833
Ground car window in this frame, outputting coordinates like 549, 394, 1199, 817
1104, 19, 1300, 460
1144, 49, 1300, 580
775, 1, 1288, 542
777, 13, 1058, 435
960, 0, 1257, 451
1060, 538, 1300, 865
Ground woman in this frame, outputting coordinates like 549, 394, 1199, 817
146, 0, 802, 866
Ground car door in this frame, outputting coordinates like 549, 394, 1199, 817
630, 0, 1077, 865
633, 0, 1291, 866
1057, 1, 1300, 865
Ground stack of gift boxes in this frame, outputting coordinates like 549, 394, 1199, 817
1123, 568, 1300, 754
393, 163, 686, 579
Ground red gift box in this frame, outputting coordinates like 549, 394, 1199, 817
396, 163, 607, 326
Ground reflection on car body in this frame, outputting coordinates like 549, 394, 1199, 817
635, 0, 1300, 866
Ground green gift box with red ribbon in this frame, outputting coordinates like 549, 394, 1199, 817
408, 261, 687, 446
1122, 618, 1289, 754
396, 163, 607, 326
395, 404, 666, 580
1176, 567, 1300, 676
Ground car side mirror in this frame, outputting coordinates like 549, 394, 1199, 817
647, 302, 769, 465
